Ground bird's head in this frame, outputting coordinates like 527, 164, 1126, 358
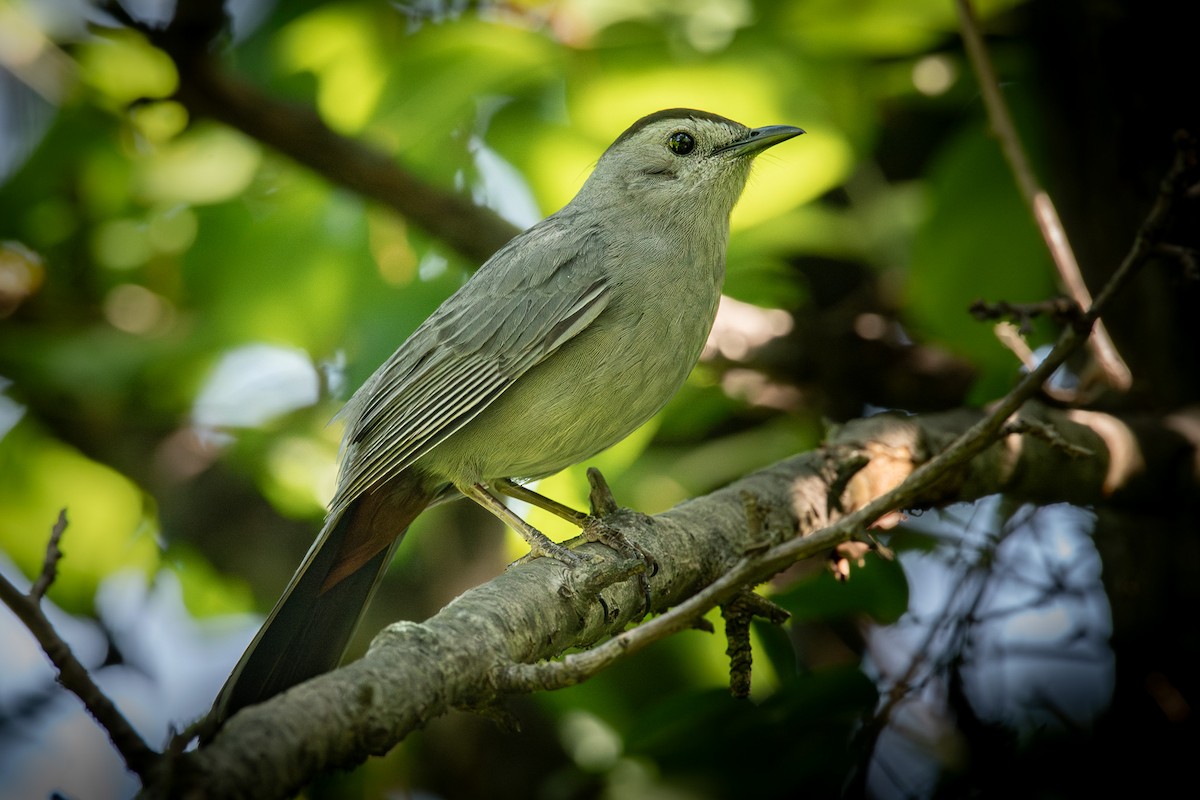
576, 108, 804, 221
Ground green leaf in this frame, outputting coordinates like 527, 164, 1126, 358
626, 668, 877, 796
906, 124, 1058, 402
773, 554, 910, 625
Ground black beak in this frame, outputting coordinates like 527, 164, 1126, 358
716, 124, 805, 157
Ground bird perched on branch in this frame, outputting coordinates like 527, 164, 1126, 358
210, 108, 804, 725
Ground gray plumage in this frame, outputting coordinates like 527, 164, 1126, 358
208, 109, 803, 728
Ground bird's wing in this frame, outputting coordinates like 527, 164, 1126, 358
330, 217, 609, 512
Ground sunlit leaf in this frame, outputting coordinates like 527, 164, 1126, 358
782, 0, 1027, 56
133, 123, 262, 205
76, 29, 178, 107
0, 423, 159, 613
276, 5, 390, 133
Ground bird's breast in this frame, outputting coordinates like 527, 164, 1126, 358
422, 246, 724, 484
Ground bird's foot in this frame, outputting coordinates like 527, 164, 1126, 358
580, 518, 656, 614
581, 519, 657, 575
522, 534, 589, 567
509, 526, 601, 568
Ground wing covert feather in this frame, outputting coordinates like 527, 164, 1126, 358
331, 217, 610, 512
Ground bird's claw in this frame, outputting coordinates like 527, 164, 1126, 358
583, 520, 658, 576
582, 519, 656, 614
511, 536, 597, 568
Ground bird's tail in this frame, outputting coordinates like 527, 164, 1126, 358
208, 471, 435, 728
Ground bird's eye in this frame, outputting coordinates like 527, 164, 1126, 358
667, 131, 695, 156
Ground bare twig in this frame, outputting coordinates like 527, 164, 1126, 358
968, 297, 1082, 334
1154, 243, 1199, 279
1001, 419, 1093, 459
967, 296, 1062, 377
586, 467, 620, 516
29, 508, 68, 601
0, 513, 160, 779
956, 0, 1132, 393
1082, 133, 1194, 323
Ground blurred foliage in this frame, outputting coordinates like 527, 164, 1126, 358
1, 0, 1196, 798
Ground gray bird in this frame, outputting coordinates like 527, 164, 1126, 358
211, 108, 803, 724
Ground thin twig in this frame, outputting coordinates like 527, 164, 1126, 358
0, 514, 160, 779
847, 548, 997, 797
1082, 133, 1194, 323
1001, 419, 1093, 458
1154, 243, 1199, 279
968, 297, 1082, 333
955, 0, 1132, 393
993, 321, 1037, 370
29, 508, 68, 601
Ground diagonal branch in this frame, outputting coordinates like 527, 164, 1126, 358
956, 0, 1132, 393
105, 0, 521, 266
29, 507, 68, 600
170, 58, 519, 266
157, 395, 1199, 800
0, 511, 160, 780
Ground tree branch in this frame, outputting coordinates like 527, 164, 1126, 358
956, 0, 1133, 394
0, 511, 160, 780
29, 507, 68, 601
171, 59, 519, 266
108, 0, 522, 266
152, 396, 1198, 798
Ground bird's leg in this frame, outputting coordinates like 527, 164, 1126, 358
575, 468, 656, 615
494, 479, 591, 527
575, 468, 657, 576
496, 474, 654, 614
580, 520, 658, 578
495, 474, 650, 567
461, 482, 587, 566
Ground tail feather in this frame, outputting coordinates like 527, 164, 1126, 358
209, 472, 434, 727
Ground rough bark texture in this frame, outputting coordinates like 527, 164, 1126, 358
150, 402, 1200, 798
